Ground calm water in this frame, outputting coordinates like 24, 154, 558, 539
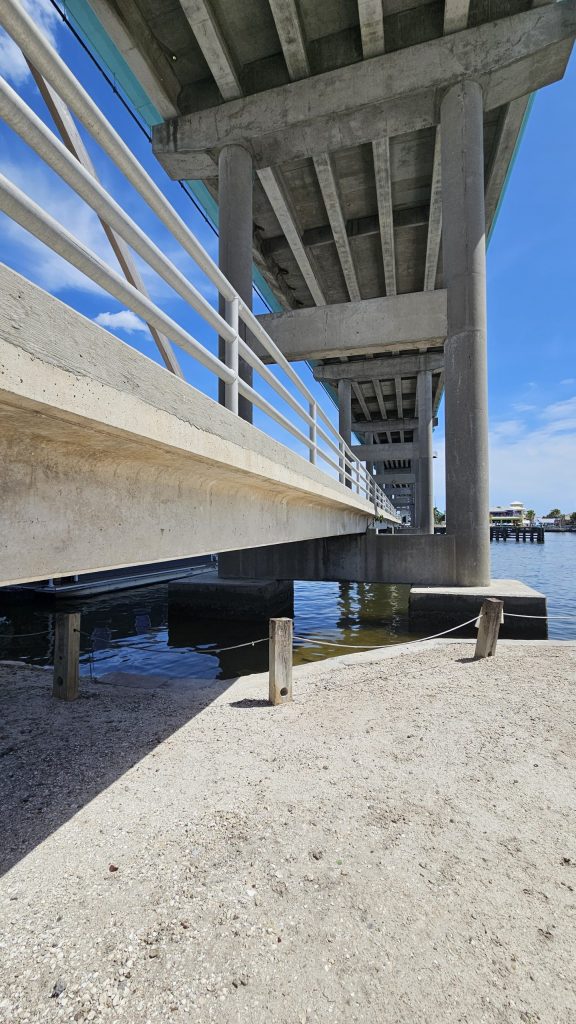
0, 533, 574, 680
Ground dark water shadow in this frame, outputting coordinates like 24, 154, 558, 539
0, 671, 239, 877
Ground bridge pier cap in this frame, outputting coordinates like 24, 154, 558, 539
441, 78, 490, 587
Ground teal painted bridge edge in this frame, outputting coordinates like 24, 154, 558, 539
63, 0, 282, 313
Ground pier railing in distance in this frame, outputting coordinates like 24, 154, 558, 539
0, 0, 398, 523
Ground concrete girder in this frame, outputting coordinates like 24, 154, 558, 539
352, 382, 372, 422
85, 0, 180, 119
260, 206, 428, 258
268, 0, 310, 80
258, 291, 447, 362
179, 0, 242, 101
423, 126, 443, 291
395, 377, 404, 418
352, 442, 415, 460
485, 96, 531, 235
314, 351, 444, 382
353, 416, 438, 432
443, 0, 471, 35
358, 0, 386, 58
373, 137, 397, 296
313, 153, 362, 302
375, 472, 416, 484
256, 167, 326, 306
152, 4, 576, 175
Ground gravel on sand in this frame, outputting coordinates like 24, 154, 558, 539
0, 640, 575, 1023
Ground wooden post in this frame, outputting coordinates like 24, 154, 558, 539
474, 598, 503, 660
269, 618, 293, 706
53, 612, 80, 700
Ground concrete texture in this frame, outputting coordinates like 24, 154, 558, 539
0, 266, 385, 586
152, 6, 576, 174
220, 532, 458, 586
416, 368, 433, 534
409, 579, 548, 639
257, 291, 447, 361
218, 143, 253, 421
169, 571, 294, 620
441, 80, 490, 585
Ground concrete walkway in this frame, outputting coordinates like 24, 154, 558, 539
0, 640, 575, 1022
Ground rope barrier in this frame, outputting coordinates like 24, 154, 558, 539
293, 615, 481, 650
504, 612, 576, 620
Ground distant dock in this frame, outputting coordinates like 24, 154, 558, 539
490, 525, 544, 544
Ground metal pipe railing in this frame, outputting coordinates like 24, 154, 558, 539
0, 5, 398, 521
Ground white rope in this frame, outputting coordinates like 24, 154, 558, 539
293, 615, 481, 650
504, 612, 576, 620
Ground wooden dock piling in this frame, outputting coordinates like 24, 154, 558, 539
53, 612, 80, 700
474, 598, 503, 660
269, 617, 293, 706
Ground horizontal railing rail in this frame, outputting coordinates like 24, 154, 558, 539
0, 0, 398, 521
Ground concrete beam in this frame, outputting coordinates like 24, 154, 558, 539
258, 291, 447, 361
260, 206, 429, 258
353, 416, 438, 432
313, 153, 361, 301
352, 442, 415, 461
219, 533, 458, 586
423, 127, 442, 291
314, 351, 444, 382
179, 0, 242, 101
376, 472, 416, 484
0, 266, 383, 586
443, 0, 471, 35
268, 0, 310, 80
152, 4, 576, 174
257, 167, 326, 306
352, 382, 372, 422
358, 0, 386, 58
485, 96, 531, 234
85, 0, 180, 119
373, 137, 397, 296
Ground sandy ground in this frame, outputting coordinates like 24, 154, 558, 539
0, 640, 575, 1024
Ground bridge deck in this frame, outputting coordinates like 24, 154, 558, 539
0, 265, 381, 586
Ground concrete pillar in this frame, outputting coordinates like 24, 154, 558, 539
440, 80, 490, 585
218, 144, 253, 422
416, 369, 434, 534
338, 379, 352, 445
338, 379, 352, 487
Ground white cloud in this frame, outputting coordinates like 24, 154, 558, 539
0, 152, 119, 296
434, 396, 576, 513
94, 310, 148, 334
0, 0, 59, 84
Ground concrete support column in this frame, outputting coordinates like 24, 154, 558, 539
338, 379, 352, 487
440, 80, 490, 585
218, 144, 253, 422
416, 369, 434, 534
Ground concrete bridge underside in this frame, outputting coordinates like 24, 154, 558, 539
0, 266, 378, 586
82, 0, 576, 586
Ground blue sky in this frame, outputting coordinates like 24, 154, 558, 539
0, 0, 574, 515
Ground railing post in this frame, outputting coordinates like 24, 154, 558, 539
309, 400, 317, 464
53, 611, 80, 701
224, 295, 239, 415
339, 440, 345, 484
269, 618, 293, 705
474, 598, 503, 660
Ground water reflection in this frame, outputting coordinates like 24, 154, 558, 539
0, 579, 413, 681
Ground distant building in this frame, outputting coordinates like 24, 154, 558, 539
489, 501, 526, 526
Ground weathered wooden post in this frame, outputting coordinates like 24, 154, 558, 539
474, 598, 503, 660
269, 617, 293, 706
53, 612, 81, 700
